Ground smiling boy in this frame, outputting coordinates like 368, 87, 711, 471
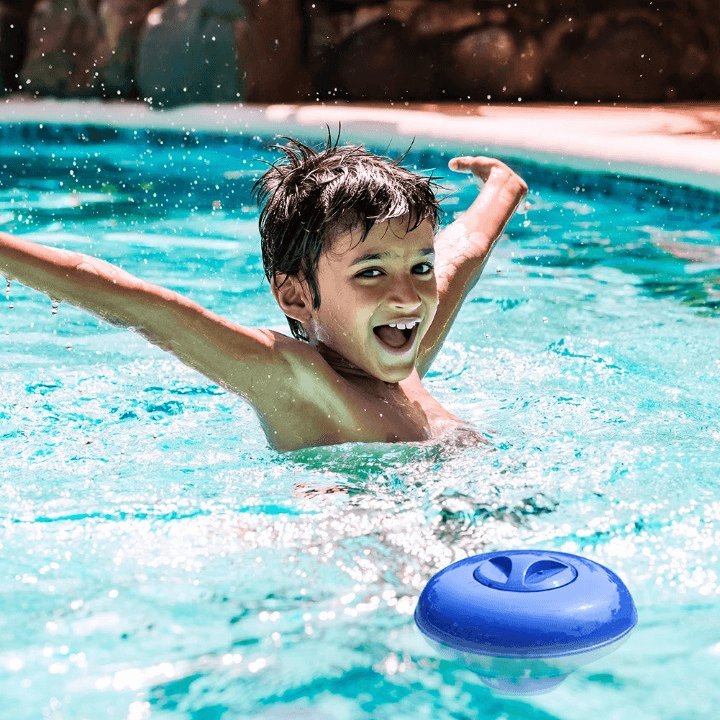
0, 136, 527, 451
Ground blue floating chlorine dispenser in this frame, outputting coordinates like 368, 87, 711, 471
414, 550, 637, 694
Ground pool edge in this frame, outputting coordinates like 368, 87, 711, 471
2, 97, 720, 193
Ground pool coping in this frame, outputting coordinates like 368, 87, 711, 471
2, 97, 720, 192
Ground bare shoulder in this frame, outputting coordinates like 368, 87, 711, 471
249, 332, 361, 413
226, 330, 383, 450
183, 317, 349, 402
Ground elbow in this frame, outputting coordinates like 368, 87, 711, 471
75, 256, 139, 288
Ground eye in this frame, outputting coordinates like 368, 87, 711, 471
355, 268, 383, 279
413, 262, 434, 275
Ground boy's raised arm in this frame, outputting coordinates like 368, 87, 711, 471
0, 232, 293, 404
416, 157, 527, 377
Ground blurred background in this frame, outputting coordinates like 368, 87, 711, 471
0, 0, 718, 108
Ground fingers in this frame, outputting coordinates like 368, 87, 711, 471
448, 156, 528, 204
449, 155, 495, 169
448, 156, 502, 182
449, 156, 478, 172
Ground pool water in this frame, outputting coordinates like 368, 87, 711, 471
1, 125, 719, 719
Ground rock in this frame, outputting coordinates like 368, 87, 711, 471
0, 3, 29, 94
659, 10, 710, 90
386, 0, 422, 26
442, 26, 544, 100
678, 43, 707, 81
91, 0, 160, 98
348, 3, 388, 34
235, 0, 308, 102
306, 1, 354, 60
136, 0, 245, 108
408, 0, 483, 39
331, 18, 438, 100
548, 18, 671, 101
19, 0, 103, 97
306, 1, 398, 57
515, 35, 544, 97
17, 0, 159, 99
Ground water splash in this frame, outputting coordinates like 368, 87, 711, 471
520, 198, 531, 228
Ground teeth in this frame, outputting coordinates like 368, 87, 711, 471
387, 321, 419, 330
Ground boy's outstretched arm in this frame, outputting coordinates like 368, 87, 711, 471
416, 157, 527, 378
0, 232, 310, 422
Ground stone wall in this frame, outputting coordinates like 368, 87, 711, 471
1, 0, 718, 105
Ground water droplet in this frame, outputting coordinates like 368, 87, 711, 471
518, 199, 532, 228
51, 299, 60, 316
5, 279, 10, 299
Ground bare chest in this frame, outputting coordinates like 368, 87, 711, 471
295, 375, 474, 449
356, 383, 460, 442
259, 349, 479, 451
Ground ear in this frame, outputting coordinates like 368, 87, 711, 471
271, 273, 313, 325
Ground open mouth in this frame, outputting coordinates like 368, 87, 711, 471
373, 320, 420, 354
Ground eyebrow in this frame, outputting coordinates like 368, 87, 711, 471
349, 247, 435, 267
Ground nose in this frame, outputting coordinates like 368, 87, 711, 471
387, 273, 422, 310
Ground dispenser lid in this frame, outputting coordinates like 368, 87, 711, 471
415, 550, 637, 658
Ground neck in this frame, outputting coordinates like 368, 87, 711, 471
315, 341, 398, 389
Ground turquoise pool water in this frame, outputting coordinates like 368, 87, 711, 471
1, 124, 719, 719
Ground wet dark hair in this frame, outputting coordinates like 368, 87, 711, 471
253, 133, 441, 341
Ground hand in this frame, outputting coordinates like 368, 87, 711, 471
449, 156, 528, 198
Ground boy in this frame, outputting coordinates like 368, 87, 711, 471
0, 137, 527, 451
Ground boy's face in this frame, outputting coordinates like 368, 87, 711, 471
308, 215, 438, 383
